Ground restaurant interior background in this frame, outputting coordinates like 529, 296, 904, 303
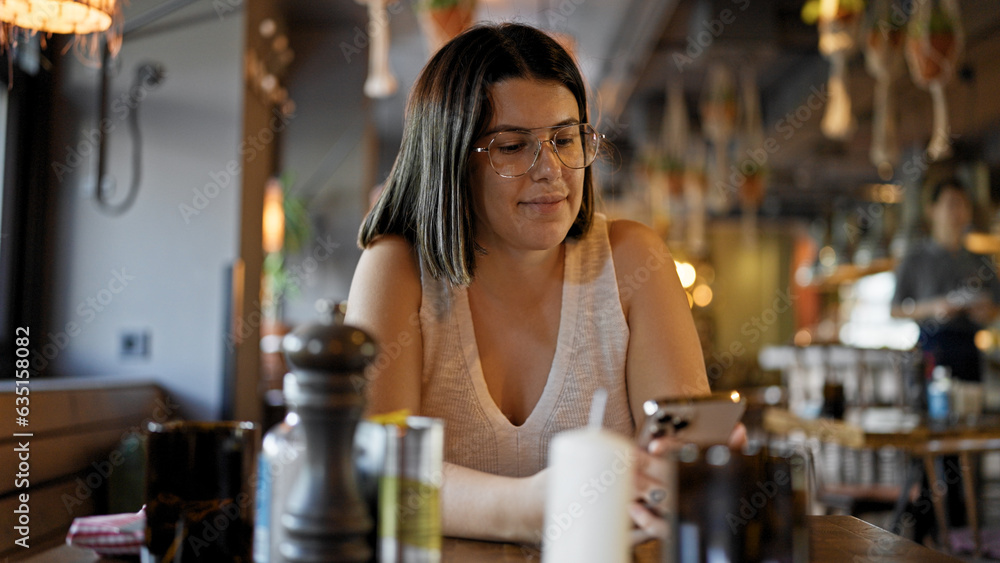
6, 0, 999, 418
1, 0, 1000, 557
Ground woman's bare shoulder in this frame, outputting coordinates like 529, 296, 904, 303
359, 235, 421, 282
607, 219, 673, 270
349, 235, 422, 323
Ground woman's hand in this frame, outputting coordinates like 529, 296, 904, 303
627, 423, 748, 545
628, 438, 673, 545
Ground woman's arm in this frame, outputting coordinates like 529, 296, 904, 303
345, 235, 424, 414
441, 463, 546, 543
345, 237, 545, 542
608, 220, 711, 425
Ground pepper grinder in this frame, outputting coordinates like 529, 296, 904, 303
280, 302, 377, 562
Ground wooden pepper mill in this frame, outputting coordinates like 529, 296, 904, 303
280, 302, 377, 562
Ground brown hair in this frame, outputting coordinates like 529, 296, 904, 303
358, 23, 595, 286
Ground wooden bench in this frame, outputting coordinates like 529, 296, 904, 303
0, 378, 170, 560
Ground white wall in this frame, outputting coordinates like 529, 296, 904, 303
44, 1, 245, 419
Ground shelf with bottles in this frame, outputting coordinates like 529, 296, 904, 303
797, 186, 904, 291
806, 256, 897, 290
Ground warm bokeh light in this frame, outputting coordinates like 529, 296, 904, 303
0, 0, 115, 34
794, 329, 813, 347
818, 246, 837, 268
965, 233, 1000, 255
692, 284, 713, 307
262, 178, 285, 253
975, 329, 994, 351
675, 261, 697, 288
685, 290, 694, 309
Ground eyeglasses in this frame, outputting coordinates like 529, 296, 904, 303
472, 123, 602, 178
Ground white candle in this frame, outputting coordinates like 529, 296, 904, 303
542, 390, 634, 563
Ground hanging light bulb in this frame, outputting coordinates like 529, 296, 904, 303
0, 0, 122, 61
1, 0, 115, 33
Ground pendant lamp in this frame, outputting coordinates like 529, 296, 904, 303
0, 0, 121, 60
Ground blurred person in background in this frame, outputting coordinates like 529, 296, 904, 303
891, 177, 1000, 540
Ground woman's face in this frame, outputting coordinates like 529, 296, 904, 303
468, 78, 585, 254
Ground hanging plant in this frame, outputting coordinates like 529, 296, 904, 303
863, 0, 906, 172
359, 0, 399, 98
801, 0, 865, 25
904, 0, 963, 161
661, 80, 690, 198
905, 2, 959, 83
262, 172, 312, 305
803, 0, 866, 141
415, 0, 477, 54
700, 63, 738, 214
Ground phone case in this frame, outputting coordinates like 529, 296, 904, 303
637, 391, 746, 447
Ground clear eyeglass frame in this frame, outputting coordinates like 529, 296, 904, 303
471, 123, 603, 178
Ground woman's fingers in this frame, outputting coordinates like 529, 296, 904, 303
633, 470, 669, 514
728, 422, 748, 449
628, 501, 669, 545
633, 446, 671, 516
646, 436, 683, 456
635, 446, 669, 479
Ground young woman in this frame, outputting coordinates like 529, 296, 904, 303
346, 23, 717, 544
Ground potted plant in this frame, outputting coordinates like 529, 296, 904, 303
863, 0, 906, 169
903, 0, 963, 160
800, 0, 865, 26
655, 156, 685, 197
905, 2, 959, 84
415, 0, 478, 54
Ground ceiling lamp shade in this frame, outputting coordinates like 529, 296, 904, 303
0, 0, 122, 63
0, 0, 116, 34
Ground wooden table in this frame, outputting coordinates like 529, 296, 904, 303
764, 406, 1000, 557
27, 516, 960, 562
763, 407, 1000, 450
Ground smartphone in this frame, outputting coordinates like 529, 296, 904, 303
637, 391, 746, 448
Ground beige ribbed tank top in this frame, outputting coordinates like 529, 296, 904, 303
418, 213, 634, 478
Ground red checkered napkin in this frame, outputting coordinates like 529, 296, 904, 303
66, 507, 145, 555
